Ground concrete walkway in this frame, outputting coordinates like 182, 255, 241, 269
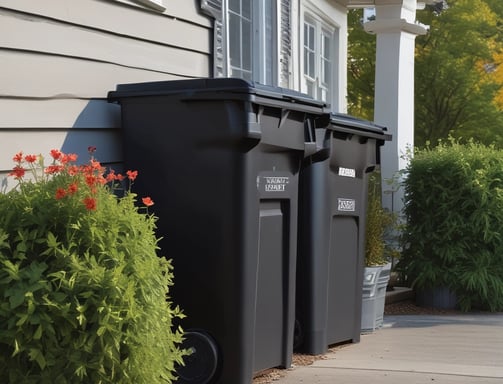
275, 314, 503, 383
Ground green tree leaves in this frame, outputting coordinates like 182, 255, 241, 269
347, 1, 503, 148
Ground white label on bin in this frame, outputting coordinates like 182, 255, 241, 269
338, 198, 356, 212
264, 176, 289, 192
338, 167, 356, 178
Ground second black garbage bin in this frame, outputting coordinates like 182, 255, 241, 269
296, 113, 391, 355
108, 78, 329, 384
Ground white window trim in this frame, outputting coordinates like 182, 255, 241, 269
301, 8, 336, 103
298, 0, 344, 111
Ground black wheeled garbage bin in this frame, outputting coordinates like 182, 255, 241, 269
295, 113, 391, 355
108, 78, 329, 384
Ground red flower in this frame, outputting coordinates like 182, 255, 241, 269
45, 165, 64, 175
142, 197, 154, 207
85, 175, 97, 187
116, 173, 125, 181
97, 175, 107, 185
55, 188, 67, 200
90, 159, 102, 170
83, 197, 97, 211
13, 152, 23, 163
61, 153, 78, 164
126, 170, 138, 181
24, 154, 38, 163
67, 183, 78, 195
88, 146, 97, 154
50, 149, 62, 160
9, 166, 25, 179
67, 165, 79, 176
105, 169, 116, 183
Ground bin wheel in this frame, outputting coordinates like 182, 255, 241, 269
177, 330, 220, 384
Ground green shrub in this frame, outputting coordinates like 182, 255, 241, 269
398, 139, 503, 311
0, 150, 186, 383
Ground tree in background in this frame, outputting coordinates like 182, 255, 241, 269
347, 8, 375, 121
347, 0, 503, 148
415, 0, 503, 148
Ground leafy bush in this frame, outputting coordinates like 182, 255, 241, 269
0, 149, 186, 383
398, 139, 503, 311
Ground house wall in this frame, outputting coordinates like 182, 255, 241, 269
0, 0, 211, 190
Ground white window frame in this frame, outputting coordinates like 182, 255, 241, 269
202, 0, 289, 87
227, 0, 279, 85
228, 0, 254, 81
300, 1, 340, 109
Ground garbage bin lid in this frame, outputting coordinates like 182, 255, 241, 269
108, 78, 328, 112
329, 113, 392, 142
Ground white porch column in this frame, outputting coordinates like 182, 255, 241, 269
364, 0, 427, 213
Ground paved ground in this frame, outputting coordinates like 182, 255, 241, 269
272, 314, 503, 384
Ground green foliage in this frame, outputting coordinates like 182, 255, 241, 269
347, 1, 503, 149
347, 8, 376, 120
415, 0, 503, 148
365, 172, 395, 267
398, 139, 503, 311
0, 150, 186, 383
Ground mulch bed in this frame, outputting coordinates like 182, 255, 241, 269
384, 299, 463, 316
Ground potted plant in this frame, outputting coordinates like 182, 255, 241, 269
361, 171, 394, 332
0, 149, 186, 383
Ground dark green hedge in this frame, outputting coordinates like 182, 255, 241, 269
398, 139, 503, 311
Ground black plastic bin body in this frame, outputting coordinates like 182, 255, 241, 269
108, 78, 329, 384
296, 113, 391, 355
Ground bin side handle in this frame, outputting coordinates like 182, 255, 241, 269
247, 122, 262, 141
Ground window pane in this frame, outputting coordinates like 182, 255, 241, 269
242, 19, 252, 71
229, 0, 239, 12
323, 34, 330, 59
323, 59, 330, 85
308, 51, 315, 78
303, 22, 315, 78
242, 0, 251, 19
228, 0, 278, 84
229, 13, 241, 68
308, 25, 314, 50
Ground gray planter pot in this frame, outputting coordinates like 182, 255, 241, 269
361, 263, 392, 333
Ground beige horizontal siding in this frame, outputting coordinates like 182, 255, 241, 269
1, 50, 188, 98
0, 0, 211, 53
0, 0, 212, 187
113, 0, 211, 26
0, 10, 210, 78
0, 99, 120, 129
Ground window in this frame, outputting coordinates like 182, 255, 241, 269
228, 0, 252, 80
301, 13, 336, 104
201, 0, 290, 87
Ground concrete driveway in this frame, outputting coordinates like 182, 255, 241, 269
274, 314, 503, 384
